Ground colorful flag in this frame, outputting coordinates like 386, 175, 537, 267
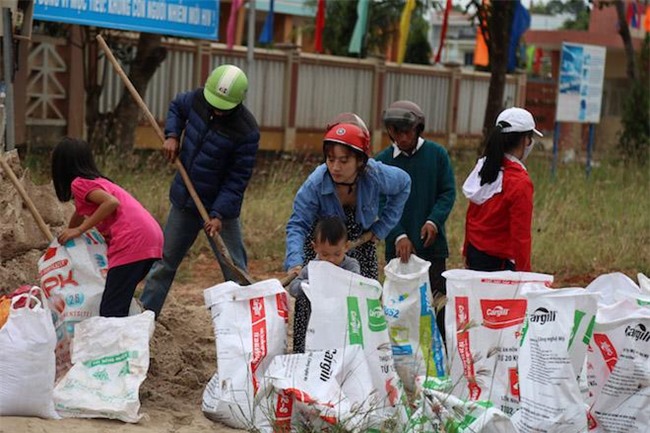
227, 0, 244, 49
508, 0, 530, 72
473, 0, 489, 67
533, 47, 543, 74
434, 0, 452, 64
259, 0, 275, 44
645, 4, 650, 32
525, 44, 535, 72
626, 1, 639, 28
315, 0, 326, 53
349, 0, 370, 54
397, 0, 416, 64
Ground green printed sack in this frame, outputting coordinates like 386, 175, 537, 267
384, 256, 446, 392
53, 311, 154, 423
304, 261, 408, 426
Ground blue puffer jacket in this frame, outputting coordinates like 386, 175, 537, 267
165, 89, 260, 220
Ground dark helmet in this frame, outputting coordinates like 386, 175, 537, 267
382, 100, 425, 134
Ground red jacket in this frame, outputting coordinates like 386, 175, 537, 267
463, 156, 533, 271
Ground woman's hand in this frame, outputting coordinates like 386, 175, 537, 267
58, 227, 83, 244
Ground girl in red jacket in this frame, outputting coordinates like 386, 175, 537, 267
462, 108, 543, 272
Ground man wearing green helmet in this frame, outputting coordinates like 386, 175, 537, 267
140, 64, 260, 317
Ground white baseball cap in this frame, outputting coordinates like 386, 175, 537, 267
496, 107, 543, 137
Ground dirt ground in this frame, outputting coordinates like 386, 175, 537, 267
0, 153, 290, 432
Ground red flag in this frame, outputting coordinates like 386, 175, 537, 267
435, 0, 452, 64
533, 47, 543, 74
315, 0, 326, 53
227, 0, 244, 49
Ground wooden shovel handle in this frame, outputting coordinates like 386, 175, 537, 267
0, 156, 54, 242
96, 35, 255, 285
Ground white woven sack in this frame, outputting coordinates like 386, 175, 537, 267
513, 285, 598, 433
442, 269, 553, 416
586, 297, 650, 432
264, 346, 377, 431
0, 287, 59, 419
202, 279, 289, 430
383, 255, 446, 392
304, 261, 408, 424
53, 311, 154, 422
38, 230, 140, 379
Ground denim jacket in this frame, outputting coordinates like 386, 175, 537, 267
284, 159, 411, 270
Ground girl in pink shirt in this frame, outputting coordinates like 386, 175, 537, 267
52, 137, 163, 317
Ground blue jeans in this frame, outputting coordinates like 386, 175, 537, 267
140, 205, 248, 317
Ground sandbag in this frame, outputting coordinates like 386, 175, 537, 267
37, 230, 139, 379
53, 311, 154, 422
585, 273, 641, 307
0, 287, 59, 419
264, 346, 377, 432
442, 269, 553, 416
587, 297, 650, 432
202, 279, 289, 430
304, 261, 408, 425
512, 285, 598, 433
383, 256, 446, 392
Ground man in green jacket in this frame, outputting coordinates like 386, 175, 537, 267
375, 100, 456, 339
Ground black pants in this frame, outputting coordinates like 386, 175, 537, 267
466, 243, 515, 272
426, 257, 447, 344
101, 258, 157, 317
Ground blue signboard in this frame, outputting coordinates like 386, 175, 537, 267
33, 0, 219, 40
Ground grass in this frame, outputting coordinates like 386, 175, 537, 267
22, 149, 649, 285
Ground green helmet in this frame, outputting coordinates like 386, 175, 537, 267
203, 64, 248, 110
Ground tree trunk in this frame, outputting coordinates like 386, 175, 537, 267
614, 0, 637, 81
109, 33, 167, 152
482, 1, 515, 143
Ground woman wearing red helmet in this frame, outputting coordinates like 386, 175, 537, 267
285, 120, 411, 352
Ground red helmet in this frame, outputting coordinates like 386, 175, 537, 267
323, 123, 371, 157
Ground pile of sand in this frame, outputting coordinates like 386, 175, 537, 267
0, 150, 70, 293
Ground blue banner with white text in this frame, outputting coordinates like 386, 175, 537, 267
34, 0, 219, 40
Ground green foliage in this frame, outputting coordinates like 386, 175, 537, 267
321, 0, 431, 61
404, 13, 432, 65
618, 34, 650, 165
320, 0, 359, 56
561, 8, 590, 30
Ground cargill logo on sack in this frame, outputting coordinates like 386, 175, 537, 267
319, 349, 337, 382
529, 307, 557, 325
367, 298, 387, 332
625, 324, 650, 342
480, 299, 527, 329
347, 297, 364, 346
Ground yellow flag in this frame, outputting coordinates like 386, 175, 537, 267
397, 0, 416, 64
